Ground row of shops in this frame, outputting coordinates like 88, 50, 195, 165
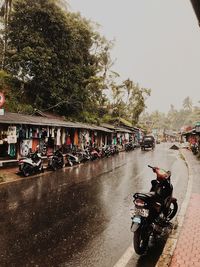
0, 112, 143, 160
181, 122, 200, 148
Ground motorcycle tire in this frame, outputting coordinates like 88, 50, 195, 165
22, 165, 32, 177
166, 200, 178, 220
52, 163, 57, 171
133, 225, 150, 255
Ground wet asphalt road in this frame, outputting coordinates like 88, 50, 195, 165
0, 143, 188, 267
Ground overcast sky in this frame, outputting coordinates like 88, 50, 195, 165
67, 0, 200, 113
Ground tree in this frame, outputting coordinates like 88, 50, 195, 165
0, 0, 13, 69
127, 83, 151, 125
5, 0, 101, 118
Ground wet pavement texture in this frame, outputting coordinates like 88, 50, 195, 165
0, 143, 188, 267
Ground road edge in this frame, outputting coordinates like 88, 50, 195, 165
155, 149, 193, 267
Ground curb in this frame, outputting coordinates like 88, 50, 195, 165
155, 149, 193, 267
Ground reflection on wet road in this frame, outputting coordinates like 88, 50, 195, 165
0, 144, 188, 267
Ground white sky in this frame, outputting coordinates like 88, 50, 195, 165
67, 0, 200, 113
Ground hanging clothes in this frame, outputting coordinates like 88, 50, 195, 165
26, 128, 29, 139
47, 126, 50, 138
66, 135, 71, 145
74, 129, 79, 146
56, 128, 61, 146
32, 139, 39, 152
51, 127, 55, 138
91, 132, 94, 145
29, 128, 33, 138
8, 144, 16, 157
61, 128, 66, 145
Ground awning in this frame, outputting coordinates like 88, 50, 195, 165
115, 127, 132, 133
0, 112, 113, 132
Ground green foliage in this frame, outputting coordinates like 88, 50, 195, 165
140, 96, 200, 132
5, 0, 98, 116
110, 78, 151, 125
1, 0, 151, 125
0, 69, 34, 113
76, 110, 99, 124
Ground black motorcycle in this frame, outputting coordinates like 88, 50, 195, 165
125, 142, 135, 151
130, 165, 178, 255
48, 149, 64, 171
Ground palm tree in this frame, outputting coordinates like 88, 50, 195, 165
123, 78, 134, 105
183, 96, 193, 111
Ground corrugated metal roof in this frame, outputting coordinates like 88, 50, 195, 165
0, 112, 113, 132
115, 127, 132, 133
100, 123, 116, 130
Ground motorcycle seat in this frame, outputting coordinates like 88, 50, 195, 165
134, 192, 156, 199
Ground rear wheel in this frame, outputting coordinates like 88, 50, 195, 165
22, 165, 32, 177
52, 160, 57, 171
133, 225, 150, 255
166, 200, 178, 220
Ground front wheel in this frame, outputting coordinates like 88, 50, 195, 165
133, 225, 150, 255
166, 200, 178, 220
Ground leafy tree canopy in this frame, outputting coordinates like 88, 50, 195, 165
5, 0, 101, 117
0, 0, 151, 126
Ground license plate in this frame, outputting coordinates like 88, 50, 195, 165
131, 208, 149, 217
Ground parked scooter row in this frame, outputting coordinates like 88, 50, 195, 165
18, 144, 123, 177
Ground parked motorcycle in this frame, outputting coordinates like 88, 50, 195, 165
113, 145, 119, 154
125, 142, 135, 151
90, 147, 102, 160
66, 153, 80, 166
19, 150, 44, 177
48, 149, 64, 171
76, 148, 91, 162
130, 165, 178, 255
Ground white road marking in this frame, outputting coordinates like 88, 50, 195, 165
113, 245, 136, 267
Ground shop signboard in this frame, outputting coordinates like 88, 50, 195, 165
7, 126, 17, 144
20, 139, 32, 156
195, 122, 200, 133
0, 109, 4, 116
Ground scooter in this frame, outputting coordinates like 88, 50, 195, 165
125, 142, 135, 151
19, 151, 44, 177
130, 165, 178, 255
66, 153, 80, 166
76, 148, 91, 162
90, 147, 102, 160
48, 149, 64, 170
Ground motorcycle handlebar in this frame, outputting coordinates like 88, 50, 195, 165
148, 165, 154, 169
